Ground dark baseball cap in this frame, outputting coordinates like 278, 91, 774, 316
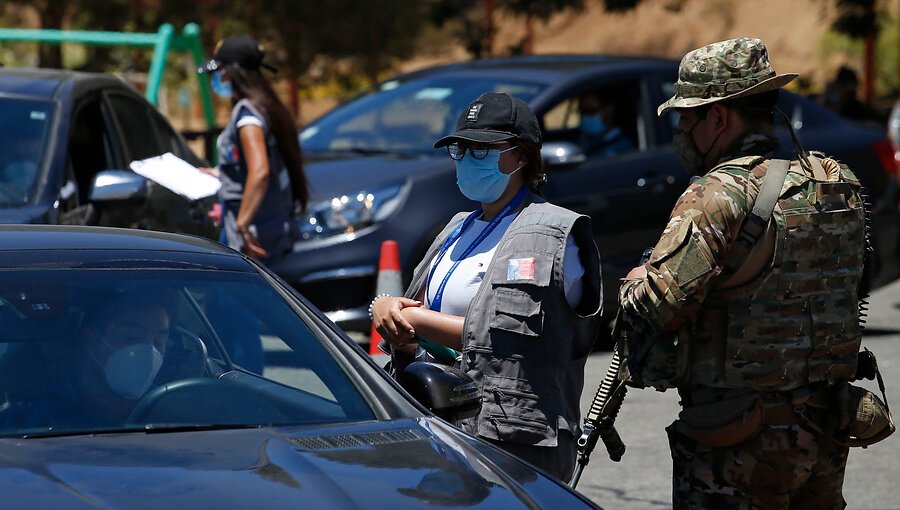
434, 92, 542, 148
198, 35, 277, 74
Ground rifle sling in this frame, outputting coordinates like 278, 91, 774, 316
723, 158, 790, 274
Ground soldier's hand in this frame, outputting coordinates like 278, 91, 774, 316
624, 264, 648, 280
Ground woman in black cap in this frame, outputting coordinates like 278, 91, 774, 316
199, 35, 308, 264
371, 92, 603, 482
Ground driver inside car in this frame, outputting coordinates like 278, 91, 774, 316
0, 288, 174, 430
75, 290, 172, 421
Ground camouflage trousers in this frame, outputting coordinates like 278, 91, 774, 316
667, 421, 849, 509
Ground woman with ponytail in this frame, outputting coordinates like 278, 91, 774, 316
199, 35, 308, 265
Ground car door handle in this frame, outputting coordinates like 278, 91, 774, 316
636, 175, 675, 187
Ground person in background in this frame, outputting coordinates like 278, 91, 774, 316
0, 132, 41, 203
577, 90, 634, 157
198, 34, 308, 266
372, 92, 603, 482
820, 66, 878, 123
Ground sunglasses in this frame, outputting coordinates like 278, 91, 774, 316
447, 143, 517, 161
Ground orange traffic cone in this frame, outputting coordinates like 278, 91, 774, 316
369, 240, 403, 356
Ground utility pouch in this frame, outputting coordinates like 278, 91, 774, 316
835, 383, 895, 448
624, 328, 690, 390
676, 393, 763, 447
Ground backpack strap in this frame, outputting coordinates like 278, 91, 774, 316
724, 159, 790, 274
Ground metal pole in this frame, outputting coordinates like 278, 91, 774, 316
181, 23, 217, 164
146, 23, 174, 106
0, 28, 159, 46
182, 23, 216, 137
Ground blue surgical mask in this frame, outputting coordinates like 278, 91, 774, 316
211, 72, 232, 98
455, 151, 521, 203
580, 113, 605, 136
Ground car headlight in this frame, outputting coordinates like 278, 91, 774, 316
297, 182, 408, 240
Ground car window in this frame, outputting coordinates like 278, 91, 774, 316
301, 76, 546, 155
655, 82, 839, 144
107, 93, 164, 162
69, 97, 118, 203
660, 80, 679, 140
0, 98, 53, 206
153, 113, 186, 158
542, 81, 642, 158
0, 269, 374, 438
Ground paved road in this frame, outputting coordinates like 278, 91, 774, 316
575, 279, 900, 509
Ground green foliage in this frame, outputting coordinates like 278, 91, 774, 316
832, 0, 878, 38
500, 0, 585, 21
427, 0, 494, 59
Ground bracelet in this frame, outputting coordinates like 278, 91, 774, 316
368, 293, 392, 321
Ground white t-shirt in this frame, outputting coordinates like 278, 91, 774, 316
425, 214, 585, 317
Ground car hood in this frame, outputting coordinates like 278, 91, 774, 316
0, 418, 594, 509
305, 153, 447, 200
0, 204, 50, 224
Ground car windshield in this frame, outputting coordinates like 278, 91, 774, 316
0, 269, 375, 438
0, 99, 53, 206
300, 75, 546, 155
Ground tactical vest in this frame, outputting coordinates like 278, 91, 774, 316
688, 155, 866, 392
405, 197, 603, 446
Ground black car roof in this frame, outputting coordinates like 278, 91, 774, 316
0, 67, 134, 101
393, 54, 678, 83
0, 225, 251, 271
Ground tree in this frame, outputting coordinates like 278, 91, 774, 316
427, 0, 645, 59
832, 0, 879, 102
2, 0, 72, 67
499, 0, 584, 54
427, 0, 495, 59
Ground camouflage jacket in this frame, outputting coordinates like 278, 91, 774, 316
620, 133, 868, 393
619, 135, 778, 333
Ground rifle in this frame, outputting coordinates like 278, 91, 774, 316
569, 247, 652, 488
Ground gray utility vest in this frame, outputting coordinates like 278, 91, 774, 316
405, 197, 603, 447
217, 99, 293, 227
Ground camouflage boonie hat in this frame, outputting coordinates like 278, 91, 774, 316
658, 37, 797, 116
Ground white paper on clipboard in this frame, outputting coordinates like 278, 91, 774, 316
129, 152, 220, 201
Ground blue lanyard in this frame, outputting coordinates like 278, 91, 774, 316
426, 187, 529, 312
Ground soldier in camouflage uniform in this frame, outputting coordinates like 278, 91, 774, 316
619, 38, 867, 509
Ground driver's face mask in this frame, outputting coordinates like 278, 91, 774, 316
94, 338, 163, 400
579, 113, 606, 137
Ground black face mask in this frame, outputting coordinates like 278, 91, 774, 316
672, 107, 722, 176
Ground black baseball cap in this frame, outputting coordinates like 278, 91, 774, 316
433, 92, 542, 148
198, 35, 277, 74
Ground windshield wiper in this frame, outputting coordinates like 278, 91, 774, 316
328, 147, 409, 157
10, 423, 264, 439
141, 423, 264, 434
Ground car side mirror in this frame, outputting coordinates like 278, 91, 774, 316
400, 362, 481, 422
541, 141, 586, 168
89, 170, 149, 202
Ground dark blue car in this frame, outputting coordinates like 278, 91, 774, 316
276, 55, 899, 334
0, 68, 216, 237
0, 225, 598, 509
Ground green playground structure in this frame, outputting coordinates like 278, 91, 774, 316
0, 22, 217, 160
